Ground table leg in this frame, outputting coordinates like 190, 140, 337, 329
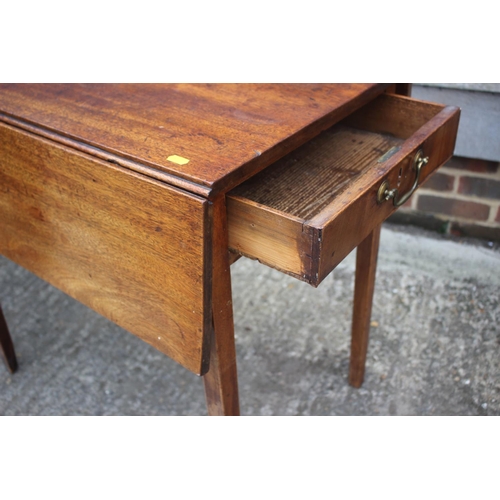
348, 224, 381, 388
0, 304, 18, 374
203, 196, 240, 416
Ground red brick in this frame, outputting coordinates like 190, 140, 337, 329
417, 195, 490, 221
458, 177, 500, 200
496, 206, 500, 223
450, 222, 500, 242
446, 156, 498, 174
422, 172, 455, 192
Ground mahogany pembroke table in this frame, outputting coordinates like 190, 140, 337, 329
0, 84, 460, 415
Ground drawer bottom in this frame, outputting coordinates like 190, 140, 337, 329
231, 126, 403, 221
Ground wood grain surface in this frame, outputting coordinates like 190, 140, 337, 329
203, 196, 240, 415
227, 197, 316, 281
0, 84, 389, 196
229, 127, 403, 219
0, 122, 212, 375
348, 225, 381, 388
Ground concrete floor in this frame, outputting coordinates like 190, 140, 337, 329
1, 223, 499, 415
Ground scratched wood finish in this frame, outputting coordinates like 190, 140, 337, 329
0, 84, 389, 196
0, 304, 18, 374
229, 127, 403, 220
227, 198, 316, 281
227, 94, 460, 286
0, 122, 211, 375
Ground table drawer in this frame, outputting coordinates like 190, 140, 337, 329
227, 94, 460, 286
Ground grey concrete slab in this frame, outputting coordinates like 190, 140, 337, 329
412, 84, 500, 162
1, 224, 499, 415
418, 83, 500, 94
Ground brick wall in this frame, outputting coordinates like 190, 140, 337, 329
391, 156, 500, 241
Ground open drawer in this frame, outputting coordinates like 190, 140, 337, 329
227, 94, 460, 286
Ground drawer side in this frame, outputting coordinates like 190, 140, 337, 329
227, 197, 315, 282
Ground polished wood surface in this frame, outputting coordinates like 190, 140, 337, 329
0, 84, 461, 413
0, 305, 18, 374
203, 197, 240, 415
0, 84, 389, 196
227, 94, 460, 285
349, 226, 382, 387
0, 122, 211, 375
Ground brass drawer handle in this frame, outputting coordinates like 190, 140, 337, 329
377, 149, 429, 207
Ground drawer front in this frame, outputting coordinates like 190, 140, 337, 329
0, 122, 211, 375
228, 94, 460, 286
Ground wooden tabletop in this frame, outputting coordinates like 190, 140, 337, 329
0, 84, 389, 197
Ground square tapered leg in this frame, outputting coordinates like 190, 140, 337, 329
0, 304, 18, 374
349, 225, 381, 388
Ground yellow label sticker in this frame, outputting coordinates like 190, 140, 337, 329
167, 155, 190, 165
